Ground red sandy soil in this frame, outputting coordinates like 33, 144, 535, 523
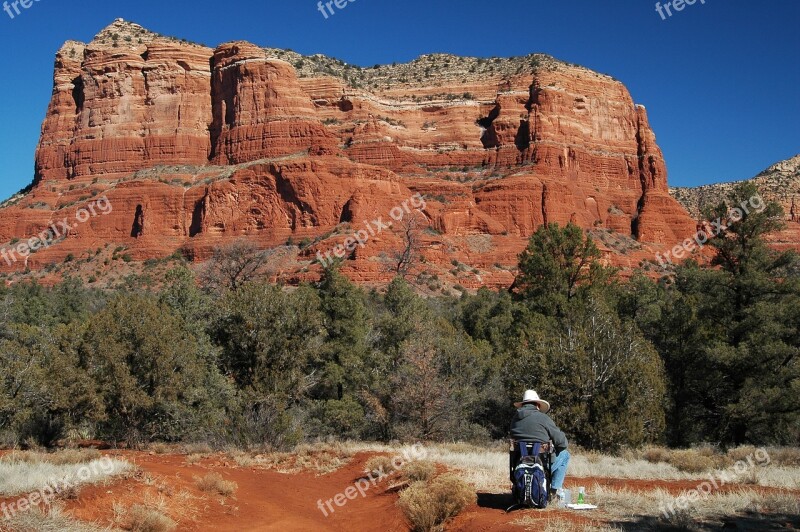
1, 451, 797, 531
64, 451, 407, 531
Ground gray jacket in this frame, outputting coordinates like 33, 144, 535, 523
510, 404, 569, 453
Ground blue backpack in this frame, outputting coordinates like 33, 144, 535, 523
511, 442, 548, 509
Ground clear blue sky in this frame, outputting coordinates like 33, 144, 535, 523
0, 0, 797, 200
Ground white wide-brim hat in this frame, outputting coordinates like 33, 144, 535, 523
514, 390, 551, 413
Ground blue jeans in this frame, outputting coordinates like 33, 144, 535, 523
550, 449, 571, 490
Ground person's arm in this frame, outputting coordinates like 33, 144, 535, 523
509, 412, 519, 439
545, 417, 568, 453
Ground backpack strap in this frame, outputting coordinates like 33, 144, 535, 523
518, 441, 529, 457
532, 442, 542, 456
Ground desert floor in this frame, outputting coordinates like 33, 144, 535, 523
1, 444, 799, 531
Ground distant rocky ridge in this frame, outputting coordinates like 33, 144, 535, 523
0, 19, 698, 286
670, 155, 800, 219
670, 155, 800, 257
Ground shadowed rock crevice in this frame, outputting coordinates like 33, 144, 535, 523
71, 76, 84, 113
189, 197, 205, 237
339, 198, 355, 223
515, 119, 531, 151
131, 204, 144, 238
478, 105, 501, 149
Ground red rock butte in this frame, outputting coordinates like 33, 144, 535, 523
0, 19, 698, 287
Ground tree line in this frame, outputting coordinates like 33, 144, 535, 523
0, 183, 797, 450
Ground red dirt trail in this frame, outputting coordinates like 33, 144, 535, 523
66, 452, 407, 531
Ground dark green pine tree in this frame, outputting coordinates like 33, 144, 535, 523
701, 183, 800, 444
513, 222, 612, 316
315, 265, 373, 401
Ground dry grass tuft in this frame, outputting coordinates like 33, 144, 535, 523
402, 460, 437, 483
196, 473, 238, 497
632, 445, 723, 472
589, 482, 800, 526
148, 443, 172, 455
766, 447, 800, 467
185, 454, 204, 465
181, 443, 213, 455
641, 445, 673, 465
668, 449, 717, 473
290, 443, 353, 474
112, 491, 200, 530
226, 450, 255, 468
365, 455, 399, 476
398, 474, 476, 532
127, 504, 178, 532
725, 445, 760, 464
0, 452, 132, 497
1, 448, 102, 466
746, 492, 800, 515
514, 516, 619, 532
223, 442, 354, 474
0, 502, 104, 531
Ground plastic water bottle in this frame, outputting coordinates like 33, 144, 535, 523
556, 489, 565, 507
577, 486, 586, 504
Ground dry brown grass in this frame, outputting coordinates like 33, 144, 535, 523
402, 461, 437, 483
126, 504, 177, 532
0, 502, 105, 531
1, 448, 102, 466
291, 443, 353, 474
589, 482, 800, 526
637, 446, 722, 473
624, 445, 800, 488
0, 452, 132, 497
513, 516, 619, 532
365, 455, 399, 476
147, 443, 172, 455
227, 451, 255, 468
640, 446, 673, 465
397, 474, 476, 532
223, 442, 354, 475
185, 454, 204, 465
196, 473, 238, 497
725, 445, 761, 464
112, 490, 201, 530
766, 447, 800, 467
748, 491, 800, 514
638, 445, 800, 470
180, 443, 213, 455
667, 449, 717, 473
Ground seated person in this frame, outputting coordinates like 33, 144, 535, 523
509, 390, 570, 497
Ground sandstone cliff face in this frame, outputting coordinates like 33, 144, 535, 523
1, 19, 698, 286
209, 42, 339, 164
35, 21, 213, 183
